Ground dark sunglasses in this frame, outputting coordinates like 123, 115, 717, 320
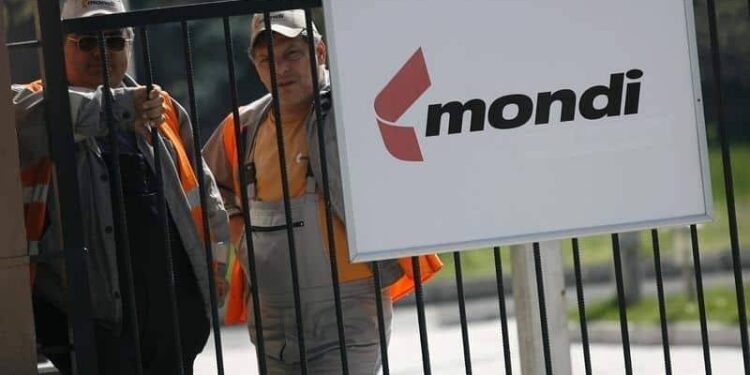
67, 35, 131, 52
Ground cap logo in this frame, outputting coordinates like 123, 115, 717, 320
81, 0, 121, 8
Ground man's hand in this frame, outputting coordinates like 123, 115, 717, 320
132, 85, 166, 140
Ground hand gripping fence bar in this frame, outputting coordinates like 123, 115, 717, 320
571, 238, 592, 375
138, 27, 186, 375
63, 0, 322, 33
650, 230, 673, 375
221, 17, 268, 374
302, 9, 351, 374
493, 247, 513, 375
261, 11, 310, 373
453, 252, 473, 374
97, 30, 146, 375
36, 1, 98, 373
705, 0, 750, 371
180, 20, 226, 375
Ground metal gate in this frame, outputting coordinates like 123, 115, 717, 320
5, 0, 748, 373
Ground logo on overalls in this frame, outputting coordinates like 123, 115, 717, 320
375, 48, 643, 162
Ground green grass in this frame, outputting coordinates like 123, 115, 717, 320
569, 283, 750, 325
436, 144, 750, 281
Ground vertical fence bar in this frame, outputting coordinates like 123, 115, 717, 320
704, 0, 750, 371
532, 242, 553, 375
261, 11, 309, 373
35, 1, 99, 373
301, 9, 349, 373
493, 246, 513, 375
689, 225, 713, 374
180, 20, 226, 375
571, 238, 592, 375
453, 252, 473, 374
650, 229, 672, 375
611, 234, 633, 375
138, 27, 185, 375
412, 256, 432, 374
96, 30, 145, 375
371, 262, 391, 375
221, 17, 267, 374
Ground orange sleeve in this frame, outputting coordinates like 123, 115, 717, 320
224, 255, 247, 324
389, 254, 443, 302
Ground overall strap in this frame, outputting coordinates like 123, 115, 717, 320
305, 162, 316, 194
244, 121, 263, 200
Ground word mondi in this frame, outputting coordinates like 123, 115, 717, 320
425, 70, 643, 137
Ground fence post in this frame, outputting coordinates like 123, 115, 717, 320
0, 18, 37, 374
512, 241, 572, 375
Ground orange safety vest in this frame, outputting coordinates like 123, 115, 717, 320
22, 80, 207, 283
219, 114, 443, 324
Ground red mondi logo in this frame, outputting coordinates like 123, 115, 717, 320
374, 48, 431, 162
375, 48, 643, 162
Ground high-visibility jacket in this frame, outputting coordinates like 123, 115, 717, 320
15, 78, 230, 323
202, 81, 443, 324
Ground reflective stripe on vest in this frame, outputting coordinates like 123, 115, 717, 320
156, 91, 205, 241
22, 82, 52, 282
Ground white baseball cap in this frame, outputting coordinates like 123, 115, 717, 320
249, 10, 321, 50
61, 0, 126, 19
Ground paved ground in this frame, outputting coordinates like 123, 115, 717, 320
194, 301, 746, 374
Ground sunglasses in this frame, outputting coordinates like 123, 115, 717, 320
67, 35, 131, 52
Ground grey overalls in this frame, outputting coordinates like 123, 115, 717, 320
238, 120, 393, 374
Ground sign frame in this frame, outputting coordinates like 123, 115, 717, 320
322, 0, 713, 262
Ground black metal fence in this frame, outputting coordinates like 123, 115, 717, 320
6, 0, 748, 374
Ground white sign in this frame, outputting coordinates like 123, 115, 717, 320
322, 0, 712, 261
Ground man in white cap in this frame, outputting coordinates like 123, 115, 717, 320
13, 0, 230, 373
203, 9, 442, 374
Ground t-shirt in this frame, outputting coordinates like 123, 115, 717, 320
253, 114, 371, 282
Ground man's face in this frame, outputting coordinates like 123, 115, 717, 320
252, 33, 326, 114
64, 30, 130, 89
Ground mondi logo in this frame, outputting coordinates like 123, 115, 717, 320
375, 49, 643, 162
374, 49, 431, 162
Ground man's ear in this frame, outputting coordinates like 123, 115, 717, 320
315, 39, 327, 66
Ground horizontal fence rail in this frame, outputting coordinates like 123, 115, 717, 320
62, 0, 321, 33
